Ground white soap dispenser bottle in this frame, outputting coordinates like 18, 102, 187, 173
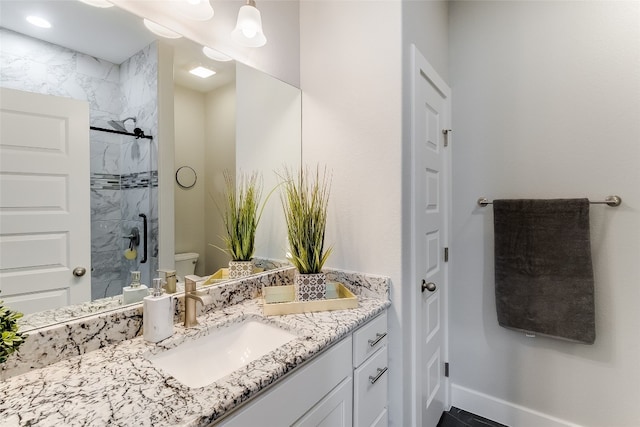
143, 277, 175, 343
123, 271, 149, 305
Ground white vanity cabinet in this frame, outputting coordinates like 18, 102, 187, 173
293, 376, 353, 426
352, 312, 388, 427
216, 311, 388, 427
218, 337, 353, 427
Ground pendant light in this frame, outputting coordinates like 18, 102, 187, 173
231, 0, 266, 48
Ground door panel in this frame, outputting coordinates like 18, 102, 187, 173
0, 88, 90, 313
411, 46, 451, 426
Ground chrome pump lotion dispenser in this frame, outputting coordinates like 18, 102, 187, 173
143, 277, 174, 343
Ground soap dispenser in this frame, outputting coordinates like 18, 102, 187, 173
158, 269, 177, 294
143, 277, 175, 343
123, 271, 149, 305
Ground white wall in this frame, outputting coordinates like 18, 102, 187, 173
300, 1, 451, 425
300, 1, 402, 277
204, 82, 237, 274
402, 0, 449, 84
236, 63, 301, 262
174, 85, 207, 276
449, 2, 640, 426
300, 0, 405, 424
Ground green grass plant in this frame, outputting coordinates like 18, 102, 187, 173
219, 171, 265, 261
280, 166, 332, 274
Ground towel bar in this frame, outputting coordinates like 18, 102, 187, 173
477, 195, 621, 208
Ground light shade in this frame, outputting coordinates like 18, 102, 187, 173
175, 0, 214, 21
231, 0, 266, 48
78, 0, 114, 8
143, 19, 182, 39
202, 46, 233, 62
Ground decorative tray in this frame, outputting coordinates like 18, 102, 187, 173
200, 267, 265, 287
262, 282, 358, 316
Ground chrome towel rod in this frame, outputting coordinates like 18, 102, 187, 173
477, 195, 622, 207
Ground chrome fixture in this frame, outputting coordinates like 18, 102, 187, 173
72, 267, 87, 277
108, 116, 136, 133
477, 195, 622, 207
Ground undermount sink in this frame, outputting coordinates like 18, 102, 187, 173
147, 320, 298, 388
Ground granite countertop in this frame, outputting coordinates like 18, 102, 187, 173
0, 296, 390, 426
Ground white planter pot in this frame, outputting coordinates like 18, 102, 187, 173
228, 260, 254, 279
294, 272, 327, 301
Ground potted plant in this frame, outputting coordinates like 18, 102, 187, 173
1, 295, 26, 364
280, 166, 332, 301
217, 170, 267, 279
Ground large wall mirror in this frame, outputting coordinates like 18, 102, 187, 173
0, 1, 300, 331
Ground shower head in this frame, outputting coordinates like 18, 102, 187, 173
107, 117, 137, 132
133, 128, 146, 139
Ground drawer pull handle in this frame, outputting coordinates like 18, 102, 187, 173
369, 367, 388, 385
368, 332, 387, 347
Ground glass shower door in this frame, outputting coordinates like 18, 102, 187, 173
90, 127, 153, 299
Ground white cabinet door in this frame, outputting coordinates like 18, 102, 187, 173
219, 337, 352, 427
0, 88, 90, 313
294, 377, 353, 427
353, 346, 388, 427
371, 409, 388, 427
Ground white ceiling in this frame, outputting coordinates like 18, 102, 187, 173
0, 0, 235, 93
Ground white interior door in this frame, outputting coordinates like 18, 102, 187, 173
0, 87, 90, 314
411, 45, 451, 427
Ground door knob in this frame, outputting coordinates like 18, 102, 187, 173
73, 267, 87, 277
421, 279, 436, 292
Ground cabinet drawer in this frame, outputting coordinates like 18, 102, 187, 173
353, 312, 387, 367
353, 346, 388, 427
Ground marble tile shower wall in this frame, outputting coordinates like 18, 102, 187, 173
91, 129, 126, 299
119, 43, 159, 291
0, 29, 159, 300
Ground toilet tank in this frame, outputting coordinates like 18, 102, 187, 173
174, 252, 199, 281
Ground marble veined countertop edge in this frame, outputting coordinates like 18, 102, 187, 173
0, 296, 390, 427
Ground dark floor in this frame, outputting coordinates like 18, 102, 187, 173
437, 407, 509, 427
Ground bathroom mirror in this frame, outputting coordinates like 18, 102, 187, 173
175, 167, 197, 189
0, 1, 300, 331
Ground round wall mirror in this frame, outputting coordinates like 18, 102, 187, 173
176, 166, 197, 189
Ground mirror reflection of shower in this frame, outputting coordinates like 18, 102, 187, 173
108, 116, 136, 132
90, 115, 155, 300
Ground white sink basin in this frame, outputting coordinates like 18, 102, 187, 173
147, 320, 297, 388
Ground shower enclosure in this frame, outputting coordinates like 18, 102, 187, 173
89, 122, 156, 299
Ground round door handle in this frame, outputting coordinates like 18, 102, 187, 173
73, 267, 87, 277
421, 280, 436, 292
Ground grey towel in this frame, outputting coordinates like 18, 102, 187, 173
493, 199, 595, 344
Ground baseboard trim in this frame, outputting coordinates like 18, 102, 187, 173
450, 384, 584, 427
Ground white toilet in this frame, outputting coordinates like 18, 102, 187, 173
174, 252, 199, 282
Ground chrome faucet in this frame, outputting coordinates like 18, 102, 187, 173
184, 276, 204, 328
